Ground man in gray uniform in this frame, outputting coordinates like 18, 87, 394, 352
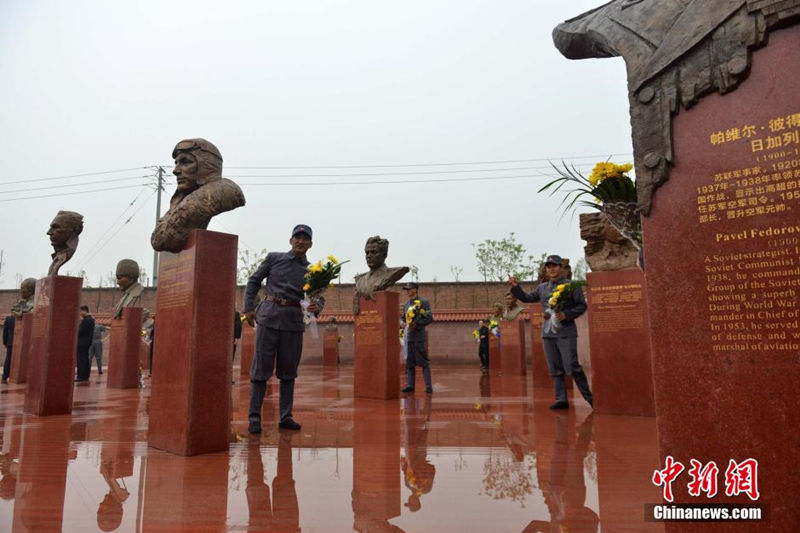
401, 282, 434, 394
509, 255, 593, 409
244, 224, 322, 433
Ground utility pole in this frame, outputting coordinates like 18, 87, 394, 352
152, 166, 164, 287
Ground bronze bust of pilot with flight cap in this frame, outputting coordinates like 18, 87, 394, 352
150, 138, 245, 253
113, 259, 145, 319
47, 210, 84, 276
352, 235, 409, 315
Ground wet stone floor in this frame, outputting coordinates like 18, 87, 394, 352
0, 366, 664, 532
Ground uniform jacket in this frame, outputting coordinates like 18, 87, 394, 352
402, 297, 433, 343
244, 251, 325, 332
511, 279, 586, 339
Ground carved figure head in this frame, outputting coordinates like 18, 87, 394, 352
171, 138, 223, 193
20, 278, 36, 300
364, 236, 389, 271
47, 211, 84, 252
115, 259, 140, 291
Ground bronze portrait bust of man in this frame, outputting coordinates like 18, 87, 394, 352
352, 235, 409, 315
113, 259, 145, 319
47, 210, 84, 276
10, 278, 37, 317
150, 138, 245, 253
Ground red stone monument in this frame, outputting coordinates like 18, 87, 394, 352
239, 324, 255, 380
353, 291, 400, 400
498, 320, 526, 375
148, 229, 236, 456
322, 328, 340, 367
107, 307, 144, 389
8, 313, 33, 383
488, 331, 501, 373
586, 269, 655, 416
24, 276, 82, 416
641, 28, 800, 523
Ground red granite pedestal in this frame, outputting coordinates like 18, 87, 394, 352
8, 313, 33, 384
322, 328, 340, 367
354, 292, 400, 400
238, 324, 255, 380
24, 276, 82, 416
586, 269, 654, 416
107, 307, 144, 389
498, 320, 526, 375
488, 333, 501, 373
641, 27, 800, 531
148, 229, 237, 456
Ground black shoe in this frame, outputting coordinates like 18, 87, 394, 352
279, 418, 301, 431
549, 401, 569, 410
248, 420, 262, 434
587, 398, 594, 408
425, 388, 433, 394
401, 387, 414, 393
1, 378, 7, 384
98, 371, 103, 375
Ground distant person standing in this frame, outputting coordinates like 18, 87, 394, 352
477, 320, 489, 371
89, 323, 107, 375
75, 305, 95, 385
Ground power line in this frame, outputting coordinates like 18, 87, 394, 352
0, 166, 152, 186
78, 189, 157, 269
77, 187, 151, 269
227, 163, 603, 180
0, 184, 148, 203
0, 175, 151, 195
223, 152, 633, 170
235, 171, 561, 187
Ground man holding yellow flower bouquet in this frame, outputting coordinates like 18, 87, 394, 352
401, 282, 434, 394
508, 255, 593, 410
244, 224, 323, 433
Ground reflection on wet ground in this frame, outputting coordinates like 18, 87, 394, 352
0, 366, 663, 532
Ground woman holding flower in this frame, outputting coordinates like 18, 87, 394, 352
508, 254, 593, 410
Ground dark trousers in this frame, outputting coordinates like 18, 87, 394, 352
76, 346, 91, 380
542, 337, 592, 403
249, 326, 303, 424
405, 340, 432, 391
89, 340, 103, 373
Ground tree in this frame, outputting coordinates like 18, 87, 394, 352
572, 257, 588, 280
450, 265, 464, 308
238, 248, 268, 285
472, 232, 535, 282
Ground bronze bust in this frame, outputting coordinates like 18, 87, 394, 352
47, 210, 84, 276
10, 278, 37, 317
113, 259, 145, 319
353, 236, 409, 315
151, 138, 245, 253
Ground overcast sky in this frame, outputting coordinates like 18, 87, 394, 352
0, 0, 632, 290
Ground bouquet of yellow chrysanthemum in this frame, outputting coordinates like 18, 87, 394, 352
544, 280, 588, 334
405, 299, 428, 325
488, 319, 500, 338
539, 160, 641, 249
472, 329, 480, 342
301, 255, 349, 327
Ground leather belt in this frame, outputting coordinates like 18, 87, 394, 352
265, 294, 301, 308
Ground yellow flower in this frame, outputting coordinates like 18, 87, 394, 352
327, 254, 338, 264
557, 284, 567, 290
309, 263, 322, 273
303, 283, 311, 291
414, 299, 421, 306
328, 282, 334, 288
